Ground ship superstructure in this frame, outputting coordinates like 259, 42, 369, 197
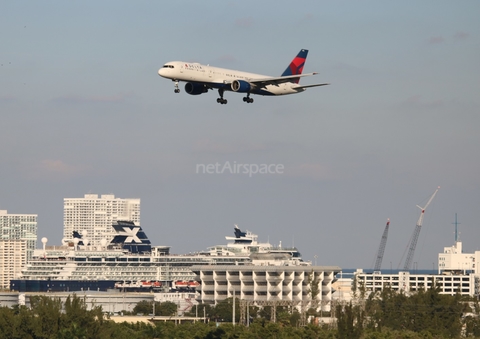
208, 224, 303, 260
12, 223, 308, 292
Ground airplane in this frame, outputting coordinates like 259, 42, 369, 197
158, 49, 329, 104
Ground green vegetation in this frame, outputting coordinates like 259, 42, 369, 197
132, 300, 178, 316
0, 289, 479, 338
336, 285, 480, 339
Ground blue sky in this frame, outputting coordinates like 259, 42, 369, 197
1, 1, 479, 269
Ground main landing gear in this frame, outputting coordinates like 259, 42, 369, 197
215, 90, 254, 104
217, 89, 227, 104
174, 81, 180, 93
243, 94, 254, 103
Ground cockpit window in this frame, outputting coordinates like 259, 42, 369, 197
163, 65, 174, 68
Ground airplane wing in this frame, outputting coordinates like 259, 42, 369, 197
247, 72, 319, 87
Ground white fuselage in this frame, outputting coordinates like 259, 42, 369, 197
158, 61, 304, 96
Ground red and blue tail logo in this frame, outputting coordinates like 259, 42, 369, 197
281, 49, 309, 83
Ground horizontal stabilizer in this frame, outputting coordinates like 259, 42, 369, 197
296, 83, 330, 89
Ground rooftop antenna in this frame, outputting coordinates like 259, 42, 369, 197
452, 213, 461, 242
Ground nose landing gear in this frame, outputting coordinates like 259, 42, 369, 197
174, 81, 180, 93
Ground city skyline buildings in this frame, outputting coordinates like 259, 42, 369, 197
0, 210, 37, 261
63, 194, 140, 247
0, 210, 36, 289
0, 239, 26, 289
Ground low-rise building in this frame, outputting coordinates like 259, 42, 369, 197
193, 253, 340, 312
352, 236, 480, 299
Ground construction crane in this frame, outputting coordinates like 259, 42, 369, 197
403, 187, 440, 271
374, 219, 390, 272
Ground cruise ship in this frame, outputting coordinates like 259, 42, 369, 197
11, 221, 306, 292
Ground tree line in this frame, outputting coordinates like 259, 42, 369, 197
0, 287, 479, 338
337, 284, 480, 338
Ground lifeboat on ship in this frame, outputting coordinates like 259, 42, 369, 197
174, 280, 199, 290
141, 280, 162, 288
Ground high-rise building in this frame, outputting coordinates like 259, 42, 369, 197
63, 194, 140, 246
0, 239, 26, 289
0, 210, 37, 261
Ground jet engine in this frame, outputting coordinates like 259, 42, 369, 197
231, 80, 251, 93
185, 82, 208, 95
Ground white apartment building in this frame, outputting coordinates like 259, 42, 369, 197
438, 241, 479, 275
63, 194, 140, 247
0, 240, 26, 289
0, 210, 37, 261
352, 238, 480, 299
354, 269, 478, 297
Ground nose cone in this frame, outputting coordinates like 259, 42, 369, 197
158, 68, 165, 77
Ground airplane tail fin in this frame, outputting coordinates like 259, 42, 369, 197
281, 49, 309, 83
